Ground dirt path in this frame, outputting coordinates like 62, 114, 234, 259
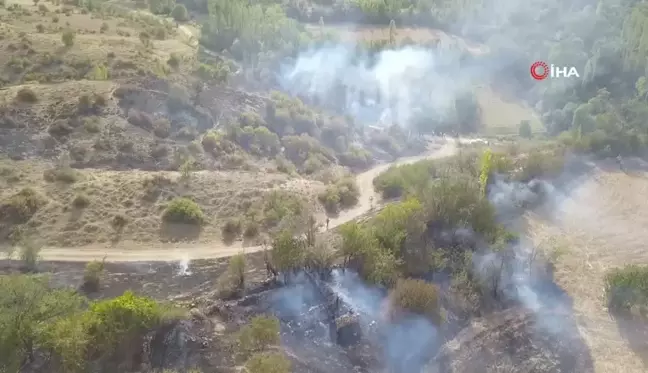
525, 166, 648, 373
38, 140, 459, 263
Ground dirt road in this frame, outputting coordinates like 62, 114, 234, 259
38, 140, 459, 263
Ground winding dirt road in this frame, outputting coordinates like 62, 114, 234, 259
37, 140, 458, 263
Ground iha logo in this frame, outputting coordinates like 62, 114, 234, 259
530, 61, 580, 80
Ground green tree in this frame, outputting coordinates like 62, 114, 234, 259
171, 3, 188, 21
0, 275, 85, 372
149, 0, 175, 14
518, 120, 532, 138
270, 230, 304, 276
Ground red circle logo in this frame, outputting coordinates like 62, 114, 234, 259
530, 61, 549, 80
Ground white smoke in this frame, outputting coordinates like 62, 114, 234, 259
278, 43, 479, 129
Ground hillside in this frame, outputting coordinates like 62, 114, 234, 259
0, 0, 540, 250
5, 0, 648, 372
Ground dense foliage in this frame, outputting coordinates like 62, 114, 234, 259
0, 276, 180, 373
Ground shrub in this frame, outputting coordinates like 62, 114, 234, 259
85, 291, 176, 353
318, 187, 340, 214
216, 252, 246, 298
61, 29, 75, 47
167, 53, 180, 69
111, 214, 127, 228
43, 167, 79, 183
100, 22, 108, 33
83, 118, 101, 133
19, 239, 42, 271
238, 315, 280, 356
260, 191, 305, 228
163, 197, 204, 224
36, 24, 45, 32
15, 87, 38, 103
373, 160, 437, 199
243, 221, 259, 238
152, 118, 171, 138
605, 265, 648, 312
82, 259, 104, 292
0, 188, 45, 223
518, 120, 532, 138
72, 193, 90, 208
245, 352, 291, 373
389, 278, 442, 324
171, 4, 188, 21
318, 178, 360, 213
48, 120, 73, 136
222, 218, 242, 238
127, 109, 154, 130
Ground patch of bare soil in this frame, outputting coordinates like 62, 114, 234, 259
525, 158, 648, 373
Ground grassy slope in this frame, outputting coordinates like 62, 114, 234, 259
0, 0, 539, 249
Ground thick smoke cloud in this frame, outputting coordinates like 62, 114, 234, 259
277, 42, 480, 130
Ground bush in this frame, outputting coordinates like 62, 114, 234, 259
243, 221, 260, 238
48, 120, 73, 136
82, 259, 104, 292
36, 23, 45, 32
389, 278, 442, 324
245, 352, 291, 373
0, 187, 45, 223
43, 167, 79, 183
373, 160, 438, 199
167, 53, 180, 69
85, 291, 176, 353
152, 118, 171, 138
100, 22, 108, 33
127, 109, 155, 130
518, 120, 532, 138
15, 87, 38, 103
163, 197, 204, 224
19, 239, 42, 271
61, 29, 75, 46
318, 178, 360, 214
83, 118, 101, 133
605, 265, 648, 312
222, 218, 242, 238
111, 214, 128, 228
238, 315, 281, 356
171, 4, 188, 21
216, 252, 246, 298
72, 193, 90, 208
259, 191, 305, 228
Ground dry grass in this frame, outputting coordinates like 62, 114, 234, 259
0, 158, 324, 247
0, 0, 195, 84
475, 86, 543, 135
525, 164, 648, 373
